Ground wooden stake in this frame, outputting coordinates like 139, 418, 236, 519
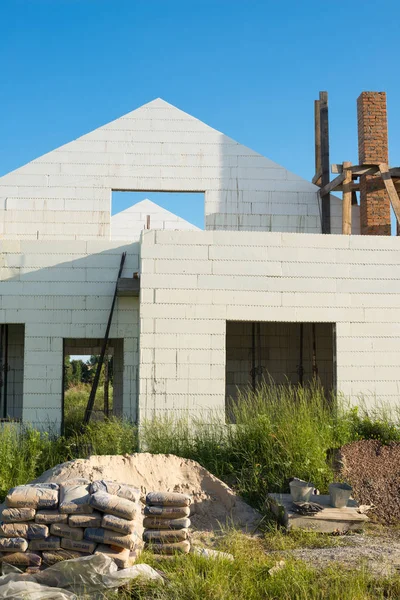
342, 161, 352, 234
378, 163, 400, 228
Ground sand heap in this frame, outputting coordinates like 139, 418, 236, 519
34, 453, 260, 532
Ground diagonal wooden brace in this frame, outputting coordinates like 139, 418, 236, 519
378, 163, 400, 227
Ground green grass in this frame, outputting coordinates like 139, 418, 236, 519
64, 383, 114, 435
100, 531, 400, 600
0, 381, 399, 509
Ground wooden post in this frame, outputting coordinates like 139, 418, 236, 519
342, 161, 352, 234
314, 100, 321, 184
319, 92, 331, 234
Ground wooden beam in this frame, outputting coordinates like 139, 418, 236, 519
319, 92, 330, 233
319, 172, 345, 197
342, 161, 352, 235
332, 164, 380, 177
314, 100, 321, 183
312, 169, 322, 186
378, 163, 400, 226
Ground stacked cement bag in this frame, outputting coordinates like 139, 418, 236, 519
88, 479, 142, 569
0, 483, 59, 570
0, 478, 143, 571
143, 492, 191, 555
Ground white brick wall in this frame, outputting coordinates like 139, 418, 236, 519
0, 99, 352, 240
111, 199, 199, 241
139, 230, 400, 419
0, 240, 140, 430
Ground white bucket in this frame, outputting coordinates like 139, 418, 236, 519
289, 480, 314, 503
329, 483, 352, 508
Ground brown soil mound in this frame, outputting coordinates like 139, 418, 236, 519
34, 453, 260, 533
338, 440, 400, 524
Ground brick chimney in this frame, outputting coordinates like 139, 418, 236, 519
357, 91, 391, 235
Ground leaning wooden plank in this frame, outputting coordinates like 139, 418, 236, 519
312, 170, 322, 186
319, 172, 345, 196
379, 163, 400, 225
342, 162, 352, 235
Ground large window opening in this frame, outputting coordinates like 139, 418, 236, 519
111, 191, 204, 240
0, 324, 24, 421
225, 321, 336, 407
62, 339, 123, 433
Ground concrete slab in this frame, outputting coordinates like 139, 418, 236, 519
268, 493, 368, 534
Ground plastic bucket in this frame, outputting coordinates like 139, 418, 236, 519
329, 483, 352, 508
289, 480, 314, 502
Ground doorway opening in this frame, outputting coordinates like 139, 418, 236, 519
62, 338, 123, 433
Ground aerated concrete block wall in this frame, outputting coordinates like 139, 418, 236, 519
139, 229, 400, 420
0, 99, 353, 240
0, 240, 139, 430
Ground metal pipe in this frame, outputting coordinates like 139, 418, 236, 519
3, 325, 9, 419
251, 323, 256, 392
257, 322, 262, 387
298, 323, 304, 385
312, 323, 318, 379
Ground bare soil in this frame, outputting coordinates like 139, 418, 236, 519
338, 440, 400, 524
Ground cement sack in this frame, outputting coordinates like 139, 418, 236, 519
143, 516, 191, 530
42, 549, 89, 566
145, 539, 190, 554
101, 514, 135, 535
0, 523, 49, 539
68, 512, 102, 528
59, 479, 92, 514
50, 523, 84, 541
144, 505, 191, 519
143, 528, 188, 543
1, 508, 36, 523
61, 538, 97, 554
6, 484, 58, 509
84, 527, 138, 550
29, 537, 61, 551
0, 537, 28, 552
0, 552, 42, 567
89, 491, 136, 520
95, 544, 135, 569
90, 480, 140, 503
35, 510, 68, 525
146, 491, 191, 507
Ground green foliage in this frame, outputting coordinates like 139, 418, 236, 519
63, 383, 114, 436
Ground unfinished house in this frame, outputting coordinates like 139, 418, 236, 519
0, 91, 399, 431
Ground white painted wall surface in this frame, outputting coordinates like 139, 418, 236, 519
139, 229, 400, 420
0, 99, 333, 240
0, 240, 139, 430
111, 199, 199, 241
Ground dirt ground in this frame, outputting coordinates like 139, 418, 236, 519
285, 526, 400, 576
338, 440, 400, 524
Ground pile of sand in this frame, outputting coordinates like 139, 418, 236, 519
34, 453, 260, 532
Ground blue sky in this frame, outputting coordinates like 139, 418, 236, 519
1, 0, 400, 229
